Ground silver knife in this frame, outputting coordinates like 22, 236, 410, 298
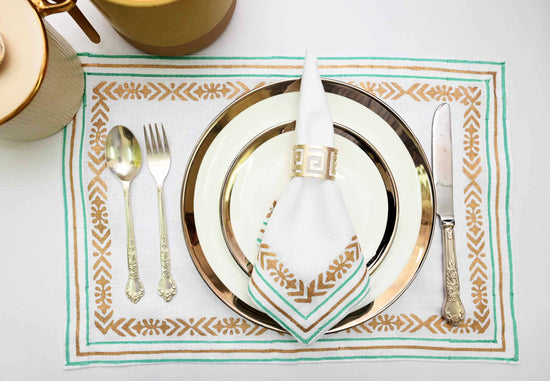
432, 103, 465, 326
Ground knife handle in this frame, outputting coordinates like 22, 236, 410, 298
441, 219, 465, 326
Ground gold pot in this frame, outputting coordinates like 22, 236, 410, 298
91, 0, 237, 56
0, 0, 95, 141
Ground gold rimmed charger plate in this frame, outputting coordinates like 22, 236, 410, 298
181, 78, 435, 333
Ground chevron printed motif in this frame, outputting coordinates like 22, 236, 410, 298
100, 80, 267, 102
257, 237, 361, 304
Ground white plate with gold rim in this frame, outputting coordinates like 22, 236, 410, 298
181, 79, 435, 333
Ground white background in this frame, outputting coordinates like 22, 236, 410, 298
0, 0, 548, 379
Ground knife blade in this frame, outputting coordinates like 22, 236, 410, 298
432, 103, 465, 326
433, 103, 454, 220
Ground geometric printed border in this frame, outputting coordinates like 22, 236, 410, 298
87, 78, 487, 337
64, 55, 518, 365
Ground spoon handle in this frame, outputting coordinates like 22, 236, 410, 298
157, 185, 176, 302
124, 185, 144, 303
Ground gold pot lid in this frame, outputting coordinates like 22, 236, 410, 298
0, 0, 47, 125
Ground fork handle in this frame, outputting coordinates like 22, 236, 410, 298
441, 219, 465, 326
157, 185, 177, 302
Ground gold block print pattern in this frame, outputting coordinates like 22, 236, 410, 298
87, 79, 488, 337
291, 145, 338, 180
257, 236, 361, 304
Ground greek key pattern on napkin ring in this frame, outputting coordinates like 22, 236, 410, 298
291, 144, 338, 181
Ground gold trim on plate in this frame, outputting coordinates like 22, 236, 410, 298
181, 78, 436, 334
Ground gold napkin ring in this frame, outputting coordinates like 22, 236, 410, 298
291, 144, 338, 181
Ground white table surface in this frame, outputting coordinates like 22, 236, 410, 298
1, 0, 548, 379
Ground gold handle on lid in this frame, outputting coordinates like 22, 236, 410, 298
32, 0, 75, 17
65, 5, 101, 43
30, 0, 101, 43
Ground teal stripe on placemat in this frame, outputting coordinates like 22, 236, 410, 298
79, 74, 91, 346
484, 79, 498, 342
62, 121, 71, 365
89, 330, 497, 346
84, 69, 498, 347
83, 71, 484, 83
65, 351, 519, 367
501, 63, 519, 361
70, 63, 516, 362
77, 52, 504, 66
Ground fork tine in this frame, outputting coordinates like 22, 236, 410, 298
143, 125, 152, 155
154, 123, 163, 153
148, 123, 158, 154
161, 124, 170, 154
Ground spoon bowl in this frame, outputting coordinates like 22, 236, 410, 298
106, 125, 142, 182
105, 125, 145, 303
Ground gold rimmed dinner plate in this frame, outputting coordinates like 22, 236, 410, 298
181, 78, 435, 333
220, 120, 398, 276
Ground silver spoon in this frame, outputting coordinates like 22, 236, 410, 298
105, 126, 144, 303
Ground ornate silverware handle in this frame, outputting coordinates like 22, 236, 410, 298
441, 219, 465, 326
124, 185, 144, 303
157, 185, 176, 302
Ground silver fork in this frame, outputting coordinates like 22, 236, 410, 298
143, 123, 177, 302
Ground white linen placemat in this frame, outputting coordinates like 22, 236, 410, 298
63, 54, 518, 366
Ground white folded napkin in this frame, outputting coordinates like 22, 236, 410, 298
248, 52, 372, 345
